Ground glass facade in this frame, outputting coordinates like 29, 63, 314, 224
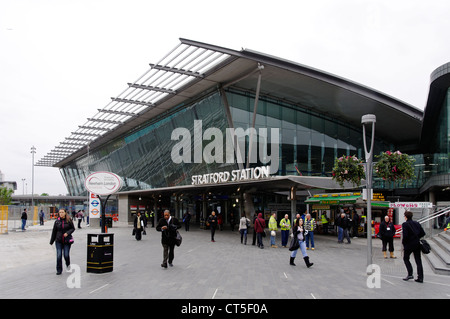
429, 88, 450, 174
61, 89, 396, 196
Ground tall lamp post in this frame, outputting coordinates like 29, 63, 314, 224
30, 146, 36, 208
361, 114, 376, 274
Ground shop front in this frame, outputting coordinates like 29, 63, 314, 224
305, 192, 391, 237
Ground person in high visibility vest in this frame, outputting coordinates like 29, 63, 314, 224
279, 214, 291, 248
304, 213, 317, 250
321, 212, 329, 235
269, 212, 278, 248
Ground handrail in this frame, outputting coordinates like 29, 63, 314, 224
395, 205, 450, 235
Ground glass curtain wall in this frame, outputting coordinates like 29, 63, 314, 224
61, 89, 395, 196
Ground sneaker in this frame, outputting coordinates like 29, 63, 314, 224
66, 265, 71, 272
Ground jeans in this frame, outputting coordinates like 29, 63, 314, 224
305, 231, 314, 248
21, 219, 26, 231
270, 234, 276, 246
257, 233, 264, 248
338, 227, 351, 243
290, 240, 307, 258
55, 242, 71, 274
240, 229, 247, 244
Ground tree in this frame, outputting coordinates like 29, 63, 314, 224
0, 187, 14, 205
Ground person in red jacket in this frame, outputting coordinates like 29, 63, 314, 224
254, 213, 266, 249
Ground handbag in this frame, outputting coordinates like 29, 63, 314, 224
175, 230, 182, 247
289, 236, 300, 251
420, 239, 431, 254
64, 234, 74, 244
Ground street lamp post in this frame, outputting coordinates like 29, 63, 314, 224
361, 114, 376, 274
30, 146, 36, 208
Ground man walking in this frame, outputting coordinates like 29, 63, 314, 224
156, 210, 181, 268
21, 208, 27, 231
207, 211, 218, 242
402, 211, 426, 283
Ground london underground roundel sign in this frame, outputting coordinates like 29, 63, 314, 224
85, 171, 122, 196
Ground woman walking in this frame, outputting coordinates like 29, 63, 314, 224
379, 215, 397, 259
289, 218, 314, 268
49, 209, 75, 275
238, 213, 251, 245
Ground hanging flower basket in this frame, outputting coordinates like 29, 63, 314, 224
332, 155, 365, 187
374, 151, 415, 184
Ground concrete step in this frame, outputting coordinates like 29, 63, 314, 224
424, 231, 450, 275
424, 249, 450, 276
438, 231, 450, 244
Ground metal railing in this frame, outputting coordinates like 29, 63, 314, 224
395, 205, 450, 238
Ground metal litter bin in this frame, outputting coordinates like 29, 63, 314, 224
87, 233, 114, 273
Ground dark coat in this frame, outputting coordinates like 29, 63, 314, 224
207, 214, 218, 228
50, 218, 75, 245
402, 219, 425, 251
156, 216, 180, 245
336, 215, 349, 229
379, 220, 396, 239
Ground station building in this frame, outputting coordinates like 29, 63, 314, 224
37, 39, 450, 228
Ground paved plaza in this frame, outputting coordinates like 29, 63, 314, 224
1, 219, 449, 299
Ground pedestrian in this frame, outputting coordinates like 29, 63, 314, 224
208, 211, 218, 242
269, 212, 278, 248
39, 209, 45, 225
304, 213, 316, 250
49, 209, 75, 275
254, 212, 266, 249
133, 211, 144, 240
76, 210, 83, 229
238, 212, 251, 245
183, 211, 191, 231
230, 212, 236, 231
150, 210, 155, 227
156, 210, 181, 268
218, 213, 223, 231
279, 214, 291, 248
251, 212, 258, 245
379, 215, 397, 259
336, 212, 351, 244
352, 212, 360, 238
402, 211, 426, 283
289, 218, 314, 268
21, 208, 27, 231
321, 212, 329, 235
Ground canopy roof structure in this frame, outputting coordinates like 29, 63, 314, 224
37, 38, 423, 167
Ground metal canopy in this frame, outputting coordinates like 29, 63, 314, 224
37, 38, 424, 167
36, 39, 234, 167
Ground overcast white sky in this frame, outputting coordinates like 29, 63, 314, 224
0, 0, 449, 196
